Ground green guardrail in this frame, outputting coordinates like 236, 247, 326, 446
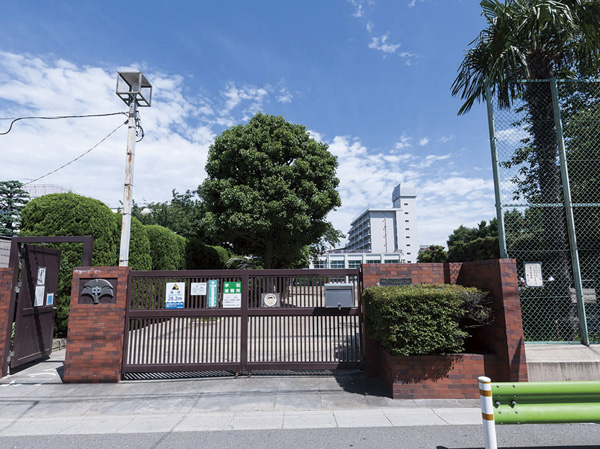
479, 376, 600, 449
492, 381, 600, 424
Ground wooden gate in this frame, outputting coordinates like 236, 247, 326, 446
122, 269, 362, 374
10, 245, 60, 369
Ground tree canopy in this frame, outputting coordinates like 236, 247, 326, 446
0, 180, 30, 236
452, 0, 600, 114
417, 245, 448, 263
199, 113, 341, 269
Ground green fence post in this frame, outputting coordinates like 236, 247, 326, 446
550, 77, 589, 346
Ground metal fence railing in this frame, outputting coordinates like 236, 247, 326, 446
487, 78, 600, 344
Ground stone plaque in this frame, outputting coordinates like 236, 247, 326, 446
380, 278, 412, 286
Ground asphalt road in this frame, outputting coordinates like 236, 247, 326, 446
0, 424, 599, 449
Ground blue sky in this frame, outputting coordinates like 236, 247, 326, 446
0, 0, 496, 247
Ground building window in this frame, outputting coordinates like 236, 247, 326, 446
365, 260, 379, 264
314, 261, 327, 269
384, 259, 397, 264
404, 203, 408, 206
407, 244, 411, 247
405, 228, 410, 231
404, 212, 409, 215
330, 260, 345, 269
405, 220, 409, 222
407, 252, 411, 255
406, 236, 410, 238
348, 260, 362, 268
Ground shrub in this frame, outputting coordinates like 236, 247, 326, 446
144, 225, 182, 270
20, 193, 119, 336
185, 237, 230, 269
363, 284, 491, 356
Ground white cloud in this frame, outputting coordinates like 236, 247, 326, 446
325, 134, 495, 246
0, 51, 495, 248
347, 0, 374, 18
368, 33, 402, 54
366, 21, 374, 33
418, 137, 429, 146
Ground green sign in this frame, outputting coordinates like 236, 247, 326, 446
223, 281, 242, 308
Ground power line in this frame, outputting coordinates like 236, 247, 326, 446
23, 121, 128, 186
0, 111, 127, 135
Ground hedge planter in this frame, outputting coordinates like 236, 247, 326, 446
373, 343, 501, 399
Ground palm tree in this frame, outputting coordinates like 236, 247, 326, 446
452, 0, 600, 339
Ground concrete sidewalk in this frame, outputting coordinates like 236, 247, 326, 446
0, 350, 480, 436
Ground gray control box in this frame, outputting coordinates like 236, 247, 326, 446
324, 283, 354, 308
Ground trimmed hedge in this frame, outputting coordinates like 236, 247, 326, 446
363, 284, 490, 356
20, 193, 119, 336
185, 237, 230, 269
144, 225, 183, 270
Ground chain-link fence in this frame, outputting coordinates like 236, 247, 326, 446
489, 79, 600, 343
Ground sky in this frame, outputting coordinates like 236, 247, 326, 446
0, 0, 497, 248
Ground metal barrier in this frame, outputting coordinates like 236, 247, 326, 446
478, 376, 600, 449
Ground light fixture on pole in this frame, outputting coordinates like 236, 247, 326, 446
115, 72, 152, 267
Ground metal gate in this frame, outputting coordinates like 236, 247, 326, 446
10, 245, 60, 369
123, 269, 363, 374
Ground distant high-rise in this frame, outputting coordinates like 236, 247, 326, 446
345, 184, 418, 263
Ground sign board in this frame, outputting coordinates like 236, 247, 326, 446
34, 286, 45, 307
380, 278, 412, 287
207, 280, 218, 308
165, 282, 185, 309
524, 262, 543, 287
191, 282, 207, 296
47, 293, 54, 306
223, 281, 242, 308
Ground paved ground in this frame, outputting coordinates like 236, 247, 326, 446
1, 350, 599, 449
0, 349, 482, 437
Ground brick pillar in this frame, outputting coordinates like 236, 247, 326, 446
0, 268, 14, 378
63, 266, 130, 383
457, 259, 528, 382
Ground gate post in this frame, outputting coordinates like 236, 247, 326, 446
0, 268, 14, 378
63, 266, 131, 382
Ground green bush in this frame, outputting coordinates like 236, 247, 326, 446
113, 213, 152, 270
20, 193, 119, 336
144, 225, 183, 270
363, 284, 491, 356
185, 237, 230, 269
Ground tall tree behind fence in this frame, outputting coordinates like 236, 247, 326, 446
488, 78, 600, 344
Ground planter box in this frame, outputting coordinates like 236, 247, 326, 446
374, 343, 501, 399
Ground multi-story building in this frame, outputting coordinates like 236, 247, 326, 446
311, 184, 419, 268
345, 184, 418, 263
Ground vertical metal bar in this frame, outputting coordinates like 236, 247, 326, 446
485, 82, 508, 259
551, 77, 589, 346
241, 272, 248, 372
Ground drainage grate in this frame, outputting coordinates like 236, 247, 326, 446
123, 370, 237, 381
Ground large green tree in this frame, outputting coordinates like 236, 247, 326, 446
0, 180, 30, 236
199, 113, 341, 269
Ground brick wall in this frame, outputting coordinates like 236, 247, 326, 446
63, 266, 130, 383
362, 260, 527, 398
0, 268, 14, 377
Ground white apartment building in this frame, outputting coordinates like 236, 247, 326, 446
311, 184, 419, 268
344, 184, 418, 263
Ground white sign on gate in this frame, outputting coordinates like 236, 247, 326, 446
165, 282, 186, 309
191, 282, 207, 296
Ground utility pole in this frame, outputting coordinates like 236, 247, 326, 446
115, 72, 152, 267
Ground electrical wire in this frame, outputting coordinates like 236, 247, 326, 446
0, 111, 127, 135
23, 121, 128, 186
